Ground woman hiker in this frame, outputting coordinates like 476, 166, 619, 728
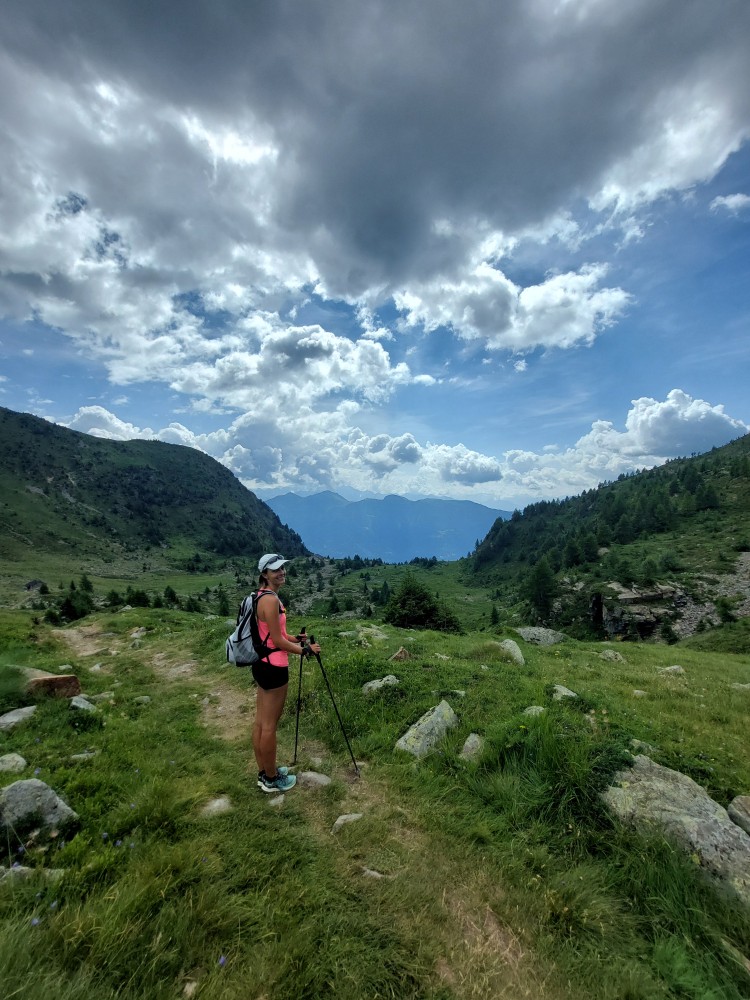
252, 553, 320, 793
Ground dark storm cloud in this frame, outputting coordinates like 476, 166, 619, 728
5, 0, 749, 296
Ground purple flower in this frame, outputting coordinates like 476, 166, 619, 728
115, 840, 122, 847
30, 917, 40, 927
218, 956, 227, 967
49, 900, 57, 910
34, 768, 41, 775
101, 832, 108, 840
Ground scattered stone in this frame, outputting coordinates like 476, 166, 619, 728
134, 696, 152, 705
659, 665, 685, 675
362, 868, 385, 879
630, 739, 659, 754
0, 779, 80, 839
731, 683, 750, 691
395, 700, 459, 758
89, 663, 103, 673
268, 795, 285, 808
499, 639, 525, 666
602, 755, 750, 909
515, 627, 566, 646
389, 646, 411, 661
130, 628, 148, 638
332, 813, 363, 833
69, 696, 97, 713
728, 796, 750, 836
0, 753, 27, 774
552, 685, 578, 700
297, 771, 332, 788
523, 705, 546, 717
200, 796, 233, 817
460, 733, 484, 759
88, 691, 115, 703
599, 649, 626, 663
632, 690, 648, 698
362, 675, 400, 695
70, 751, 98, 762
0, 706, 37, 732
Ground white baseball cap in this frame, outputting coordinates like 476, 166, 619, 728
258, 553, 290, 572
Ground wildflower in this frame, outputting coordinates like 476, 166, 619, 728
49, 901, 58, 910
218, 956, 227, 967
115, 840, 122, 847
30, 918, 40, 927
34, 768, 41, 775
102, 832, 108, 840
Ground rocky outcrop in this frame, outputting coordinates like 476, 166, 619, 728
602, 755, 750, 909
0, 779, 80, 840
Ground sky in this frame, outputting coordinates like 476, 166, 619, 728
1, 0, 749, 511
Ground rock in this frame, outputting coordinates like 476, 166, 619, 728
602, 755, 750, 909
362, 675, 400, 694
632, 690, 648, 698
332, 813, 363, 833
134, 696, 152, 705
88, 691, 115, 703
659, 665, 685, 675
514, 627, 566, 646
200, 796, 233, 817
362, 868, 385, 879
0, 779, 80, 839
389, 646, 411, 661
599, 649, 626, 663
395, 700, 459, 758
523, 706, 546, 717
498, 639, 525, 666
22, 669, 81, 699
728, 796, 750, 836
70, 751, 98, 762
731, 683, 750, 691
460, 733, 484, 760
297, 771, 332, 788
70, 696, 97, 713
0, 753, 28, 773
130, 628, 147, 638
1, 865, 65, 884
0, 706, 37, 732
552, 685, 578, 700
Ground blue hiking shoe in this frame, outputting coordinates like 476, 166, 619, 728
257, 766, 288, 788
259, 771, 297, 793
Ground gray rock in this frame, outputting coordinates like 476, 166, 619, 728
659, 665, 685, 675
70, 696, 97, 713
1, 865, 65, 884
331, 813, 363, 833
602, 755, 750, 909
88, 691, 115, 703
0, 706, 37, 732
498, 639, 525, 666
362, 674, 400, 695
523, 705, 546, 717
70, 751, 98, 762
731, 683, 750, 691
460, 733, 484, 759
362, 868, 385, 879
395, 700, 459, 758
599, 649, 626, 663
134, 696, 152, 705
728, 796, 750, 836
552, 685, 578, 700
0, 779, 80, 838
389, 646, 411, 661
515, 627, 566, 646
297, 771, 332, 788
0, 753, 27, 773
632, 690, 648, 698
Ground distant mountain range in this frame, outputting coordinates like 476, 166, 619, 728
266, 491, 511, 561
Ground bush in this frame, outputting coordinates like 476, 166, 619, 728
384, 573, 461, 633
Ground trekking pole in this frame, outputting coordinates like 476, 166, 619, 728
309, 634, 360, 777
292, 629, 306, 766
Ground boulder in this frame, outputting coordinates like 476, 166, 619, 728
460, 733, 484, 760
599, 649, 626, 663
362, 675, 400, 695
297, 771, 332, 788
0, 753, 27, 774
0, 779, 80, 839
728, 796, 750, 836
395, 700, 459, 758
0, 706, 37, 732
659, 665, 685, 675
25, 674, 82, 699
523, 705, 546, 717
602, 755, 750, 909
514, 627, 566, 646
552, 685, 578, 700
498, 639, 525, 666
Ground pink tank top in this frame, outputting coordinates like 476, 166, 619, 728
256, 590, 289, 667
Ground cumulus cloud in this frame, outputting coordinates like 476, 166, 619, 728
710, 193, 750, 214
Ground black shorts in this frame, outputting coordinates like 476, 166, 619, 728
251, 660, 289, 690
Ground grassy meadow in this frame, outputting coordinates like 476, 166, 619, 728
2, 566, 750, 999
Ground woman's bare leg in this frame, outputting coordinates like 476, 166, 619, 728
253, 684, 289, 777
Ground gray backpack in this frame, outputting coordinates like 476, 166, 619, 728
225, 590, 279, 666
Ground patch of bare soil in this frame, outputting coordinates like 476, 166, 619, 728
52, 623, 121, 659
